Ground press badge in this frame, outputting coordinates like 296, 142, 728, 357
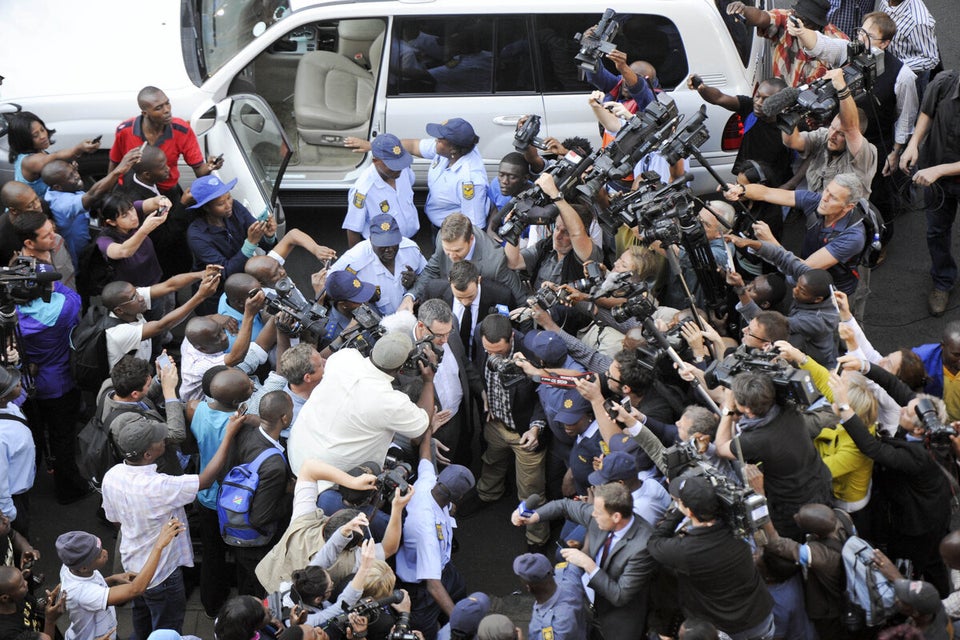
542, 627, 554, 640
436, 523, 444, 541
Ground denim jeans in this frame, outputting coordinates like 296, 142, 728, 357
131, 567, 186, 640
925, 180, 960, 291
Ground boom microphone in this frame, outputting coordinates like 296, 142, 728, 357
760, 87, 800, 119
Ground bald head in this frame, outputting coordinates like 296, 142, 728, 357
185, 316, 227, 354
137, 86, 165, 110
259, 389, 293, 426
794, 503, 837, 539
209, 368, 254, 406
245, 256, 284, 287
631, 61, 657, 81
940, 531, 960, 569
1, 181, 42, 215
40, 160, 74, 190
225, 273, 261, 310
0, 566, 21, 597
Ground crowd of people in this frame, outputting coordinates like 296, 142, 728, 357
0, 0, 959, 639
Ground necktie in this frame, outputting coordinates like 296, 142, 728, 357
459, 303, 473, 360
598, 531, 615, 568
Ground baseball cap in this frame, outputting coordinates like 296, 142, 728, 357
522, 330, 567, 367
56, 531, 103, 569
326, 270, 377, 303
371, 134, 412, 171
370, 332, 413, 370
513, 553, 553, 583
477, 615, 515, 640
187, 175, 238, 209
588, 451, 639, 486
607, 432, 641, 455
425, 118, 477, 147
437, 464, 476, 503
554, 388, 591, 425
116, 418, 167, 459
894, 579, 941, 616
669, 474, 720, 520
369, 214, 402, 248
449, 592, 491, 637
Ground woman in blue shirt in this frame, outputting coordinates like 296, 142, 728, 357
6, 112, 100, 198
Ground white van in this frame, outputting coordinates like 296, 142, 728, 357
0, 0, 774, 214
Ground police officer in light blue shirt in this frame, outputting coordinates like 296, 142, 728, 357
513, 553, 589, 640
329, 214, 427, 315
417, 119, 489, 229
343, 134, 420, 247
588, 450, 671, 528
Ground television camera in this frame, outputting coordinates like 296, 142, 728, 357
573, 8, 620, 73
703, 348, 821, 407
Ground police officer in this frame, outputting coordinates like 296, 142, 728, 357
343, 133, 420, 247
587, 450, 671, 528
437, 592, 490, 640
513, 553, 589, 640
329, 214, 427, 315
319, 270, 379, 350
349, 119, 489, 229
555, 389, 603, 498
395, 433, 475, 640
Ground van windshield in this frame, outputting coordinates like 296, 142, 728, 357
199, 0, 290, 77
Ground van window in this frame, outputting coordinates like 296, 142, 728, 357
387, 16, 534, 96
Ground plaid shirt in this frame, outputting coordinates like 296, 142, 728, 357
764, 9, 849, 87
484, 346, 518, 432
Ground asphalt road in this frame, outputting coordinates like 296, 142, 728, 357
20, 4, 960, 636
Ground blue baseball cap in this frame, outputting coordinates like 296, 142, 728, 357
554, 388, 591, 425
326, 270, 377, 303
608, 432, 641, 455
371, 134, 412, 171
369, 214, 402, 247
450, 593, 491, 637
588, 451, 639, 486
188, 175, 238, 209
425, 118, 477, 147
513, 553, 553, 583
522, 330, 567, 367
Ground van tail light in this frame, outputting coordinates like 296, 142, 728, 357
721, 113, 743, 152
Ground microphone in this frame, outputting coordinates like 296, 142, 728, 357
518, 493, 543, 518
760, 87, 800, 119
35, 270, 62, 283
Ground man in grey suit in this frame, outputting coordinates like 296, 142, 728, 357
511, 483, 655, 639
401, 213, 526, 309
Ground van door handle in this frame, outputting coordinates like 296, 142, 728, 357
492, 115, 527, 126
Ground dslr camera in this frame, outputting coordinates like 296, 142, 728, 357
915, 397, 955, 446
573, 8, 620, 73
486, 353, 527, 388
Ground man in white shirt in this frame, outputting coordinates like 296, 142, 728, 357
288, 332, 433, 487
56, 524, 183, 640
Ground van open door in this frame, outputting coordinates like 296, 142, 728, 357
195, 94, 293, 236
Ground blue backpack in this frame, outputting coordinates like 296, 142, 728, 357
217, 448, 286, 547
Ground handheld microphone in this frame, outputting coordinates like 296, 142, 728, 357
760, 87, 800, 119
518, 493, 543, 518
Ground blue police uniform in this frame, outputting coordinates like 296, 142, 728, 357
528, 563, 591, 640
328, 239, 427, 315
420, 139, 489, 229
568, 421, 605, 496
344, 165, 420, 240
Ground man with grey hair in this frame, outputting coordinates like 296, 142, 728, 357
723, 173, 866, 295
248, 343, 326, 429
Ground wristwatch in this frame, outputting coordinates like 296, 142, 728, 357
837, 404, 852, 413
722, 407, 737, 417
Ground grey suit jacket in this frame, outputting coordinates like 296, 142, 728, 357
410, 226, 526, 306
536, 498, 655, 640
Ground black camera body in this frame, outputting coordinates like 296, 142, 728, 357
611, 288, 658, 324
775, 43, 884, 135
379, 456, 413, 502
659, 105, 709, 166
703, 348, 821, 407
526, 284, 570, 311
486, 353, 526, 388
567, 261, 606, 294
323, 590, 405, 635
402, 337, 442, 375
916, 398, 955, 446
573, 8, 620, 73
514, 114, 549, 152
603, 396, 631, 420
0, 256, 59, 308
335, 303, 386, 357
664, 441, 770, 537
264, 277, 329, 337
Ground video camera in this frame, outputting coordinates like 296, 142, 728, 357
263, 277, 328, 337
663, 441, 770, 538
322, 590, 405, 635
0, 257, 61, 308
573, 8, 620, 73
514, 115, 549, 152
336, 303, 386, 357
703, 347, 821, 407
659, 104, 710, 166
401, 336, 442, 375
766, 41, 884, 135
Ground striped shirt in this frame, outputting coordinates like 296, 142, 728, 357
878, 0, 940, 72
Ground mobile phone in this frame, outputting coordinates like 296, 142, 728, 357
140, 141, 148, 152
91, 134, 103, 144
556, 540, 567, 551
690, 75, 703, 89
788, 14, 801, 27
834, 362, 844, 376
157, 353, 171, 369
828, 284, 840, 312
257, 208, 270, 222
248, 288, 263, 299
215, 153, 224, 163
236, 402, 248, 417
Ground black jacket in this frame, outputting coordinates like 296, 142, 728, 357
474, 329, 546, 432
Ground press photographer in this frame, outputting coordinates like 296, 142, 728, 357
832, 358, 953, 596
713, 372, 837, 540
318, 271, 384, 354
647, 475, 775, 638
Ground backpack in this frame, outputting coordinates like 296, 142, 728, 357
75, 231, 115, 299
75, 392, 147, 490
69, 305, 125, 392
841, 534, 897, 629
853, 198, 886, 269
218, 448, 286, 547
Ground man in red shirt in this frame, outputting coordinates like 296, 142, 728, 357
109, 86, 223, 197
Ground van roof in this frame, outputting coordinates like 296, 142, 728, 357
288, 0, 719, 13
